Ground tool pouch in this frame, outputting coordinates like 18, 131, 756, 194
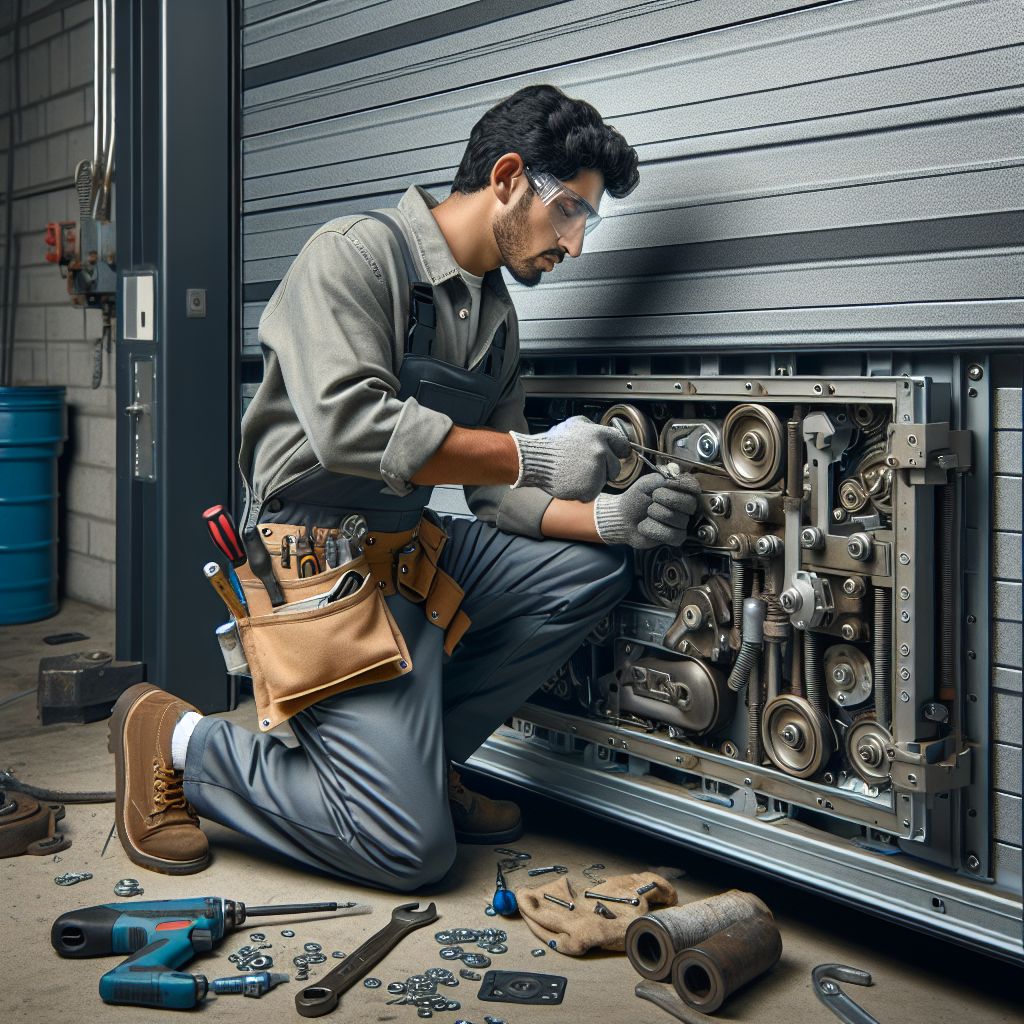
234, 555, 413, 731
361, 515, 471, 657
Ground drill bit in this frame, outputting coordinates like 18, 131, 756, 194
209, 971, 289, 997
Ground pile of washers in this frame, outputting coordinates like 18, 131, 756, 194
291, 940, 329, 982
435, 925, 509, 967
226, 932, 275, 972
377, 966, 463, 1016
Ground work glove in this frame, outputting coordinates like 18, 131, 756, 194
594, 465, 701, 549
510, 415, 632, 502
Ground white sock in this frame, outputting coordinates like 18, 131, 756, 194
171, 711, 203, 771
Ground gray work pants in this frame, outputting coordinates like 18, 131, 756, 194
183, 516, 632, 890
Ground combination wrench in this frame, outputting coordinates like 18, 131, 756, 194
295, 901, 438, 1017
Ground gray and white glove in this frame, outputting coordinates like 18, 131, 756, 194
510, 415, 632, 502
594, 467, 701, 549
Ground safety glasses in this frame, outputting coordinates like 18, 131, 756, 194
523, 165, 602, 240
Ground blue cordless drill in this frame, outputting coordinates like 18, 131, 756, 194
51, 896, 343, 1009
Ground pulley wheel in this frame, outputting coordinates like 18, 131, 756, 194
721, 403, 785, 489
761, 694, 834, 778
639, 546, 700, 608
824, 644, 873, 708
845, 715, 893, 785
600, 404, 657, 490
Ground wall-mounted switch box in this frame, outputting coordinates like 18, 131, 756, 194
123, 272, 155, 341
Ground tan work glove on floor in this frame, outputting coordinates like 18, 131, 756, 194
515, 871, 678, 955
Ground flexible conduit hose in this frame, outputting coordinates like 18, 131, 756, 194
728, 598, 767, 692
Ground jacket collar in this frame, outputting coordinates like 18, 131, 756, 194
398, 185, 511, 303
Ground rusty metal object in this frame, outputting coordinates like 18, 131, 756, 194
670, 910, 782, 1013
0, 788, 70, 857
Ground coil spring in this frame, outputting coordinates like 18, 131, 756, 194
938, 482, 956, 701
874, 587, 892, 728
730, 558, 751, 627
747, 670, 763, 764
803, 631, 827, 718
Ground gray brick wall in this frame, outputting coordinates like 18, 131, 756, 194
0, 0, 116, 609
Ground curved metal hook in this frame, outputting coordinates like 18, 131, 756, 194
812, 963, 880, 1024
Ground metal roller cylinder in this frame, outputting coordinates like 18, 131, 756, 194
670, 910, 783, 1013
625, 891, 772, 982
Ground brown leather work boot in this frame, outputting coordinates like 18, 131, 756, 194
448, 766, 523, 844
108, 683, 209, 875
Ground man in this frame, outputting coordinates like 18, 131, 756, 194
109, 85, 699, 887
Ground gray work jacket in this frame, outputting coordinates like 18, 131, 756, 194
238, 185, 554, 537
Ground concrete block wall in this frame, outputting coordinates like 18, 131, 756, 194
0, 0, 117, 609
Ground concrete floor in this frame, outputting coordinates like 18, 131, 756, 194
1, 600, 1021, 1024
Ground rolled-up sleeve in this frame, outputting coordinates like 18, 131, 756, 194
463, 328, 553, 538
259, 228, 453, 495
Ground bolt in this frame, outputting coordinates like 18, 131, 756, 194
907, 773, 917, 785
740, 431, 764, 459
708, 494, 730, 516
755, 535, 783, 558
842, 577, 865, 597
907, 434, 918, 446
696, 433, 719, 460
899, 552, 911, 565
744, 381, 753, 391
899, 643, 910, 656
780, 724, 802, 748
847, 532, 873, 561
840, 623, 858, 641
967, 364, 983, 381
900, 690, 910, 701
968, 387, 978, 398
682, 604, 703, 629
779, 589, 798, 613
696, 523, 719, 545
899, 587, 910, 600
967, 614, 976, 624
967, 649, 976, 660
801, 527, 824, 550
903, 819, 911, 828
832, 664, 854, 688
837, 693, 846, 703
744, 497, 769, 522
966, 853, 981, 872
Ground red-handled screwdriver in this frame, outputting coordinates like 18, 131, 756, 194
202, 505, 246, 566
202, 504, 248, 611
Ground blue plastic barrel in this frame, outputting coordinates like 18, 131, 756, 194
0, 387, 68, 624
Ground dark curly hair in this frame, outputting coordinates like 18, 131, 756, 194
451, 84, 639, 199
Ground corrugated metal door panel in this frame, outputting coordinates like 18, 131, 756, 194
241, 0, 1023, 352
241, 0, 834, 129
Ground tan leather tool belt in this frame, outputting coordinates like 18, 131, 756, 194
233, 514, 470, 731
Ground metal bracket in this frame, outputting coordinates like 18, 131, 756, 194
812, 963, 880, 1024
887, 423, 972, 481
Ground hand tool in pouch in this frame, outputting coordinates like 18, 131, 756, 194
202, 504, 249, 607
295, 901, 439, 1017
243, 525, 286, 606
204, 562, 247, 620
51, 896, 369, 1010
296, 526, 320, 577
